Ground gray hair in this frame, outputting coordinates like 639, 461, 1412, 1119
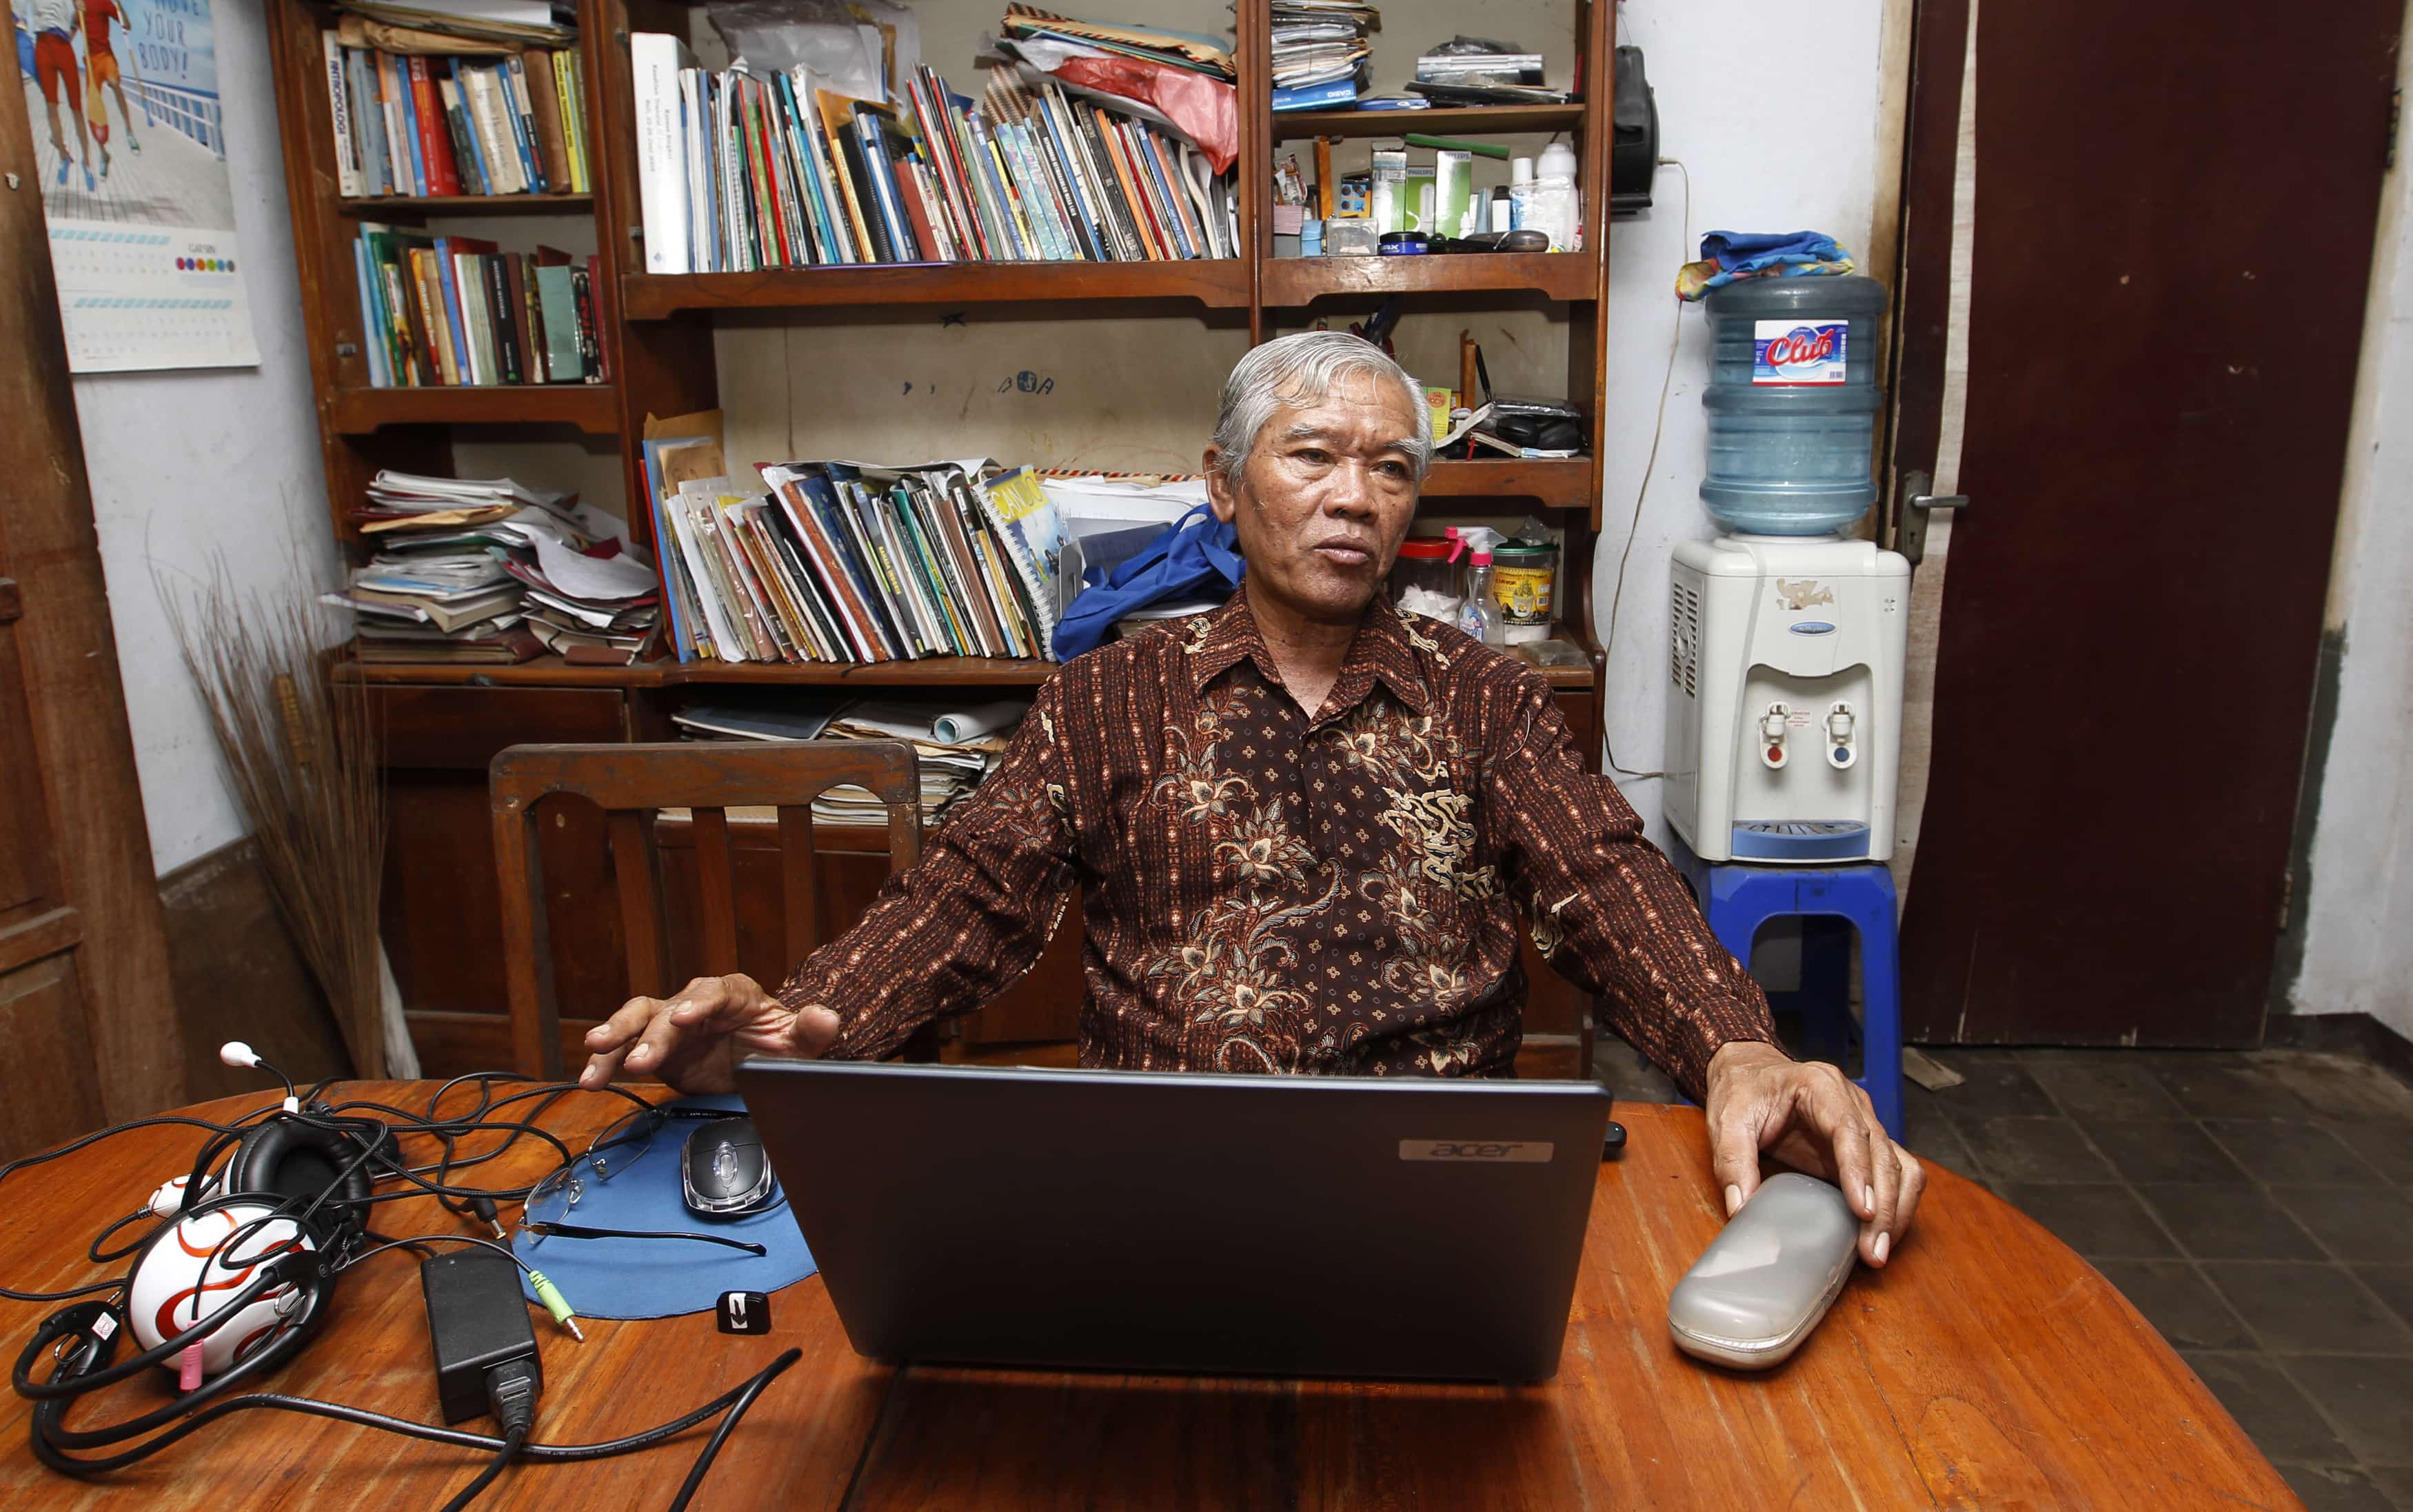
1210, 331, 1432, 487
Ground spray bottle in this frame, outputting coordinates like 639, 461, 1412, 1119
1448, 526, 1508, 645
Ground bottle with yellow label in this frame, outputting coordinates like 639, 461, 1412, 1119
1489, 540, 1558, 643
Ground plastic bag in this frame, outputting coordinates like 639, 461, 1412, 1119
706, 0, 920, 102
987, 39, 1236, 174
1055, 504, 1244, 660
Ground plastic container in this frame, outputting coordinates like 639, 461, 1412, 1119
1699, 274, 1890, 535
1458, 552, 1502, 645
1529, 142, 1580, 252
1508, 157, 1535, 234
1490, 539, 1557, 642
1389, 536, 1462, 620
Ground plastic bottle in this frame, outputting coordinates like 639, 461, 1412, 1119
1458, 552, 1502, 645
1529, 142, 1579, 252
1698, 274, 1892, 534
1508, 157, 1535, 234
1447, 527, 1508, 645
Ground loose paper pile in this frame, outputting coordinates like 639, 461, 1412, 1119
672, 694, 1029, 826
1271, 0, 1378, 111
330, 472, 660, 664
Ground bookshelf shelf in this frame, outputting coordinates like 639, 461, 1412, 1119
1271, 103, 1586, 142
327, 383, 620, 436
1260, 250, 1599, 305
336, 194, 596, 218
1422, 456, 1596, 512
621, 258, 1254, 319
336, 647, 1602, 690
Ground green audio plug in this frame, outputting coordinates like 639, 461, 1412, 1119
528, 1269, 585, 1342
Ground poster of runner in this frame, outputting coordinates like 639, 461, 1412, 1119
13, 0, 258, 370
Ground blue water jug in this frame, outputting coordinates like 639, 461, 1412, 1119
1699, 275, 1890, 534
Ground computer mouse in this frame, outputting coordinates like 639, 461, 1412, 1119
681, 1116, 776, 1216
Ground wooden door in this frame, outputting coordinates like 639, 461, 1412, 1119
1888, 0, 2400, 1045
0, 90, 181, 1156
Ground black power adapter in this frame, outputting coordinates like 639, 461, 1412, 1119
421, 1251, 543, 1430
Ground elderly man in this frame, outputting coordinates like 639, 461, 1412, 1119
583, 331, 1926, 1265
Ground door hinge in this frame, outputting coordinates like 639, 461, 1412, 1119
2389, 86, 2401, 171
2276, 864, 2294, 933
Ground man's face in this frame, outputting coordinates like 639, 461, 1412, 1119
1205, 371, 1423, 627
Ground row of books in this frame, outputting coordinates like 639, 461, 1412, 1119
352, 227, 607, 387
321, 37, 591, 199
332, 473, 661, 665
641, 441, 1066, 667
630, 38, 1235, 274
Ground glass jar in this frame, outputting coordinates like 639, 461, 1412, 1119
1489, 539, 1559, 642
1389, 537, 1462, 621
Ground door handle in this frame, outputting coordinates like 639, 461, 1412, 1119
0, 577, 19, 625
1895, 472, 1970, 567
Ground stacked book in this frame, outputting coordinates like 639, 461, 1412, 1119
629, 39, 1235, 272
669, 696, 1029, 826
319, 36, 589, 199
639, 443, 1066, 666
816, 699, 1025, 825
352, 227, 605, 387
1409, 44, 1566, 105
1271, 1, 1380, 112
332, 473, 660, 664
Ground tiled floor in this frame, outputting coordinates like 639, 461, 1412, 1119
1600, 1040, 2413, 1512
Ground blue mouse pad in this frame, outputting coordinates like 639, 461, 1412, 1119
512, 1095, 816, 1320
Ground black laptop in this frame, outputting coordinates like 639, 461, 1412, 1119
735, 1060, 1613, 1382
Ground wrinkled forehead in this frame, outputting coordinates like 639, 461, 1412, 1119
1262, 371, 1424, 454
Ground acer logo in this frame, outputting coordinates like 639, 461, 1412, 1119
1398, 1139, 1555, 1163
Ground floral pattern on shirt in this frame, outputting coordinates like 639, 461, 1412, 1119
781, 590, 1777, 1098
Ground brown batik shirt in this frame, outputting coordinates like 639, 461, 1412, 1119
780, 590, 1777, 1099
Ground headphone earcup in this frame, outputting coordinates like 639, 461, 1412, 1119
223, 1115, 376, 1249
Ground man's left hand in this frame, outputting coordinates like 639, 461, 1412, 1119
1704, 1040, 1926, 1267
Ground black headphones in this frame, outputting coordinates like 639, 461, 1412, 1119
216, 1111, 385, 1248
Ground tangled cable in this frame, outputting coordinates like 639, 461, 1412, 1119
1, 1069, 796, 1509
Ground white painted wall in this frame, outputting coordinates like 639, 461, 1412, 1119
2291, 29, 2413, 1042
1595, 0, 1889, 847
68, 0, 332, 876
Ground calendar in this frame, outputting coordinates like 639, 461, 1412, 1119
23, 0, 261, 371
46, 220, 259, 372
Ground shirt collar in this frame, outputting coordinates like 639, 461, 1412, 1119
1183, 588, 1431, 718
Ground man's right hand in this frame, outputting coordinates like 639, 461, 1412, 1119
578, 974, 842, 1095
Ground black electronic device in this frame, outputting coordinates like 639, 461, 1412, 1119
739, 1060, 1613, 1382
680, 1116, 777, 1216
1610, 46, 1659, 216
422, 1250, 543, 1426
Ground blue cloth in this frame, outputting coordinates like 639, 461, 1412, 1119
510, 1095, 817, 1320
1055, 503, 1245, 661
1699, 230, 1851, 274
1677, 231, 1857, 299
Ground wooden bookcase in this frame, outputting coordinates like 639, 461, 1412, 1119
260, 0, 1619, 1076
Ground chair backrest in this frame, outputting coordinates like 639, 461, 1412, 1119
489, 739, 921, 1078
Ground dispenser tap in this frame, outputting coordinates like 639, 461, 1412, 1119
1826, 703, 1857, 769
1759, 703, 1790, 769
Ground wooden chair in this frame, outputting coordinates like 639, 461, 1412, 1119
489, 739, 924, 1078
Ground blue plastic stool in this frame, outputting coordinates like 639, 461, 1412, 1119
1670, 845, 1905, 1142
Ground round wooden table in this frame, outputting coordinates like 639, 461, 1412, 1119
0, 1085, 2299, 1509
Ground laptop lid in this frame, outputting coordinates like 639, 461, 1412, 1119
736, 1059, 1613, 1382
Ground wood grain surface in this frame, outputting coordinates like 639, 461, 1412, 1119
0, 1089, 2299, 1509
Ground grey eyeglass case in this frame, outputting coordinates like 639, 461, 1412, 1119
1667, 1173, 1859, 1370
